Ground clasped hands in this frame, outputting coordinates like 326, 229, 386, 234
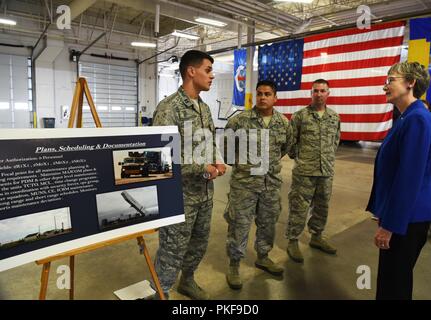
204, 162, 226, 180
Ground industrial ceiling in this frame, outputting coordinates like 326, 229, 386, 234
1, 0, 431, 60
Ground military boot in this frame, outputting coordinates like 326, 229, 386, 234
287, 239, 304, 263
226, 260, 242, 290
177, 275, 210, 300
309, 234, 337, 254
255, 255, 284, 276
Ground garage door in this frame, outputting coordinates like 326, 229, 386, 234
79, 61, 138, 127
0, 54, 32, 128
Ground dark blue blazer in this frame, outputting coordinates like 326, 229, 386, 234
367, 100, 431, 235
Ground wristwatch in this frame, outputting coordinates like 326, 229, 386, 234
203, 172, 211, 179
203, 168, 219, 179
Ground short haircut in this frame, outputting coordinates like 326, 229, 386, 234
179, 50, 214, 79
312, 79, 330, 87
256, 80, 277, 94
388, 62, 431, 99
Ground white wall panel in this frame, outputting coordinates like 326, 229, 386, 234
0, 53, 31, 128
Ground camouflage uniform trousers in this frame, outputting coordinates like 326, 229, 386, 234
224, 186, 282, 261
154, 199, 213, 292
285, 173, 334, 240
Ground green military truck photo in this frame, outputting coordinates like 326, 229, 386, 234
118, 152, 150, 178
118, 150, 170, 179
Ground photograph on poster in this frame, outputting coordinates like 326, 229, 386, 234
0, 208, 72, 250
112, 147, 173, 185
96, 185, 159, 231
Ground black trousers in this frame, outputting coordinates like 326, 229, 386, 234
376, 221, 430, 300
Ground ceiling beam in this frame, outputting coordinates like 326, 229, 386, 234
69, 0, 98, 21
103, 0, 245, 34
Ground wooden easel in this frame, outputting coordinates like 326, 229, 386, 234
36, 77, 166, 300
67, 77, 102, 128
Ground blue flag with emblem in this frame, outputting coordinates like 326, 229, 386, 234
232, 48, 247, 107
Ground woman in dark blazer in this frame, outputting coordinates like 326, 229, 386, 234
367, 61, 431, 300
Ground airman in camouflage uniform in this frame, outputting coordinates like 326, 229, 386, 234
224, 80, 292, 290
152, 50, 226, 300
286, 79, 340, 263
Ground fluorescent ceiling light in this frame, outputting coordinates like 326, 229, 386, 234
274, 0, 313, 3
131, 42, 156, 48
0, 18, 17, 25
194, 17, 227, 27
172, 30, 200, 40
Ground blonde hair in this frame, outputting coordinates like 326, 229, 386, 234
388, 61, 430, 98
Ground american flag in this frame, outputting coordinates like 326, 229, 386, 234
258, 21, 406, 141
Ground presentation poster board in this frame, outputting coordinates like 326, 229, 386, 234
0, 126, 184, 272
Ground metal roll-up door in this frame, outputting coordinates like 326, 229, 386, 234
79, 61, 138, 127
0, 54, 32, 128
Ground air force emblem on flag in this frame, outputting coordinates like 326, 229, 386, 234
235, 64, 246, 93
232, 48, 247, 107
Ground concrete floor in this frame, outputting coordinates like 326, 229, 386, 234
1, 142, 430, 300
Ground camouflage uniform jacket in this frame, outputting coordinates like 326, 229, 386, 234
225, 107, 292, 190
288, 105, 340, 177
153, 86, 220, 204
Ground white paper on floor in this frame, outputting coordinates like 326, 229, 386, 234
114, 280, 156, 300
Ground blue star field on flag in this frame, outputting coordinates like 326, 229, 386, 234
258, 39, 304, 91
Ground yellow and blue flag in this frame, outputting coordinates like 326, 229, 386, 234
408, 17, 431, 102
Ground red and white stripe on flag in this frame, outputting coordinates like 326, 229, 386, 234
275, 21, 406, 141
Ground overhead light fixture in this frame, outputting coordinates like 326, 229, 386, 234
0, 18, 17, 26
131, 42, 156, 48
194, 17, 227, 27
274, 0, 313, 3
172, 30, 200, 40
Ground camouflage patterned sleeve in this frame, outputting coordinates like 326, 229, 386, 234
210, 115, 224, 165
153, 103, 176, 126
181, 158, 207, 178
334, 115, 341, 150
281, 118, 293, 158
153, 103, 206, 178
223, 115, 239, 165
287, 112, 300, 159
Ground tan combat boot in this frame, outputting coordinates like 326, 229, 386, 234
287, 239, 304, 263
309, 234, 337, 254
255, 255, 284, 276
226, 260, 242, 290
177, 275, 210, 300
